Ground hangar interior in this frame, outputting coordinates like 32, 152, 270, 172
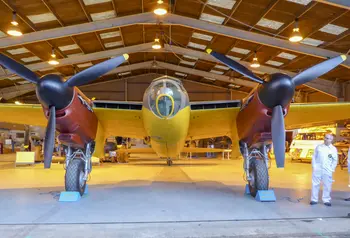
0, 0, 350, 237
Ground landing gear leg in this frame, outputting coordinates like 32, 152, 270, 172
242, 143, 269, 197
64, 142, 94, 196
166, 158, 173, 166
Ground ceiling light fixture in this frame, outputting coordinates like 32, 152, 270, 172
154, 0, 167, 16
14, 101, 22, 105
7, 12, 22, 36
48, 48, 59, 65
289, 18, 303, 43
250, 51, 260, 68
152, 36, 162, 49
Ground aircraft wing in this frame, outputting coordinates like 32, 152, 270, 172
285, 102, 350, 129
0, 104, 47, 127
187, 100, 241, 140
93, 101, 147, 139
117, 147, 154, 153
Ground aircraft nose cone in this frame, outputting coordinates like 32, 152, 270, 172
36, 74, 74, 109
258, 73, 295, 109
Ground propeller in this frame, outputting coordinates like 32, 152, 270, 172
206, 48, 346, 168
0, 53, 129, 168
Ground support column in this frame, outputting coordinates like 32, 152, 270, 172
230, 122, 241, 160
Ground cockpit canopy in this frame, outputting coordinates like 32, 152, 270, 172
143, 76, 189, 118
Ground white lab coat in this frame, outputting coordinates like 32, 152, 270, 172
311, 143, 338, 203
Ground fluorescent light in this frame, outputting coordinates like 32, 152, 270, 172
229, 83, 241, 88
0, 31, 6, 38
175, 72, 187, 77
231, 47, 250, 55
200, 13, 225, 25
119, 71, 131, 76
204, 77, 216, 81
59, 44, 79, 51
301, 37, 324, 46
319, 24, 348, 36
210, 69, 224, 75
91, 10, 116, 21
180, 60, 196, 66
257, 18, 283, 30
83, 0, 111, 5
77, 62, 93, 68
99, 31, 120, 39
18, 81, 30, 84
27, 13, 57, 24
7, 47, 29, 55
192, 32, 213, 41
104, 41, 123, 48
287, 0, 312, 5
187, 42, 206, 50
8, 76, 21, 80
265, 60, 284, 67
183, 55, 198, 60
215, 65, 230, 70
207, 0, 236, 10
21, 56, 41, 63
277, 52, 297, 60
227, 55, 241, 61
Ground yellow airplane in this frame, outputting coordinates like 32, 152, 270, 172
0, 51, 349, 197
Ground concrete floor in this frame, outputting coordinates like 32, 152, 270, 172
0, 153, 349, 237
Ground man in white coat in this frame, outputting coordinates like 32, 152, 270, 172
310, 133, 338, 206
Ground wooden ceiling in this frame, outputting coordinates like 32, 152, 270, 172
0, 0, 349, 101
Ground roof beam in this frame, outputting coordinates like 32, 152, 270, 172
313, 0, 350, 10
0, 13, 349, 67
0, 43, 341, 97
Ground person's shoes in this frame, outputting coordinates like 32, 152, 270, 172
324, 202, 331, 207
310, 201, 317, 205
345, 198, 350, 201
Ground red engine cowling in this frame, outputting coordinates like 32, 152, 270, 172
236, 90, 290, 147
42, 89, 98, 148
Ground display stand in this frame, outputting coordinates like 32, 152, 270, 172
15, 152, 35, 167
59, 184, 89, 202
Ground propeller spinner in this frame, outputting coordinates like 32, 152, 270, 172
0, 53, 129, 168
206, 48, 346, 168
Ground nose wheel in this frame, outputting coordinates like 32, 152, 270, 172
166, 158, 173, 166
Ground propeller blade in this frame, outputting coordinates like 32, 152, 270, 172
0, 53, 39, 84
44, 106, 56, 169
65, 54, 129, 87
206, 49, 265, 84
271, 105, 285, 168
292, 55, 346, 86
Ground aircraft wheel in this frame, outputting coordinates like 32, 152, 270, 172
248, 158, 269, 197
167, 159, 173, 166
65, 159, 86, 196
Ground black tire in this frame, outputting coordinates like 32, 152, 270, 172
248, 158, 269, 197
65, 159, 86, 196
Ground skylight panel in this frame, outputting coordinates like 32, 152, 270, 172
231, 47, 250, 55
286, 0, 312, 5
175, 72, 187, 77
67, 53, 84, 58
192, 32, 213, 41
187, 42, 207, 50
119, 71, 131, 76
77, 62, 93, 68
100, 31, 120, 39
21, 56, 41, 63
0, 31, 6, 38
257, 18, 283, 30
183, 55, 198, 61
301, 37, 324, 46
59, 44, 79, 51
180, 60, 196, 66
18, 81, 31, 84
229, 83, 241, 88
83, 0, 111, 5
215, 64, 230, 70
7, 47, 29, 55
277, 52, 297, 60
8, 76, 21, 80
265, 60, 284, 67
91, 10, 116, 21
27, 13, 57, 24
200, 13, 225, 25
207, 0, 236, 10
319, 24, 348, 36
104, 41, 123, 48
210, 69, 224, 75
227, 55, 241, 61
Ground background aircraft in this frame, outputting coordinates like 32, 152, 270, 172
0, 51, 349, 197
